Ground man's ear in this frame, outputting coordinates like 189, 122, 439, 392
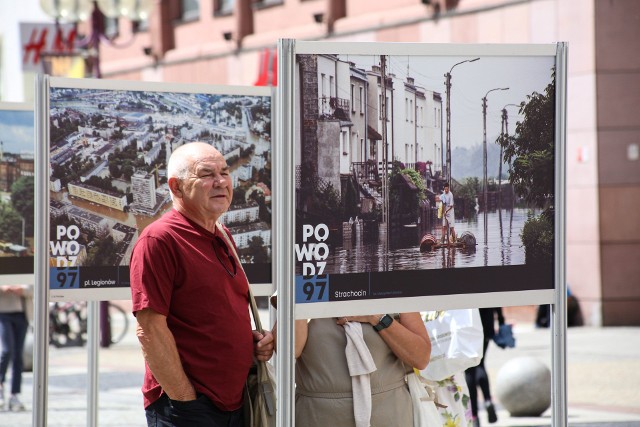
168, 177, 182, 198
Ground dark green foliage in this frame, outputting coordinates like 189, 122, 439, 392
10, 176, 35, 236
390, 166, 426, 220
317, 182, 341, 220
500, 70, 555, 210
521, 210, 554, 264
0, 202, 23, 243
86, 236, 118, 266
499, 69, 556, 262
342, 177, 360, 221
84, 176, 122, 195
453, 177, 480, 217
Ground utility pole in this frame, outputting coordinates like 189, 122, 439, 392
444, 58, 479, 186
501, 103, 520, 209
499, 108, 506, 207
380, 55, 389, 246
482, 87, 509, 244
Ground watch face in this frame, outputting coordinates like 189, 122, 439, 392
381, 315, 393, 327
375, 314, 393, 331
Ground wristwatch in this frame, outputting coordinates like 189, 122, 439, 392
373, 314, 394, 332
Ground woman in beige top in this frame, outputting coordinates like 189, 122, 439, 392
295, 313, 430, 427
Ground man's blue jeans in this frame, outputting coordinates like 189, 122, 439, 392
146, 393, 244, 427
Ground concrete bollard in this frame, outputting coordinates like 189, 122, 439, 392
354, 220, 363, 242
495, 356, 551, 416
342, 222, 352, 240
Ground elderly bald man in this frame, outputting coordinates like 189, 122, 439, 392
130, 142, 274, 427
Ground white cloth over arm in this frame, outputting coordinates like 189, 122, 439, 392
343, 321, 377, 427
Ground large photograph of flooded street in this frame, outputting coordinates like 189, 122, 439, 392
294, 52, 556, 303
48, 81, 272, 290
0, 104, 34, 282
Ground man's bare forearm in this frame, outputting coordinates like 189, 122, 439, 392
136, 309, 196, 401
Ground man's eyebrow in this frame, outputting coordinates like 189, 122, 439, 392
196, 165, 229, 174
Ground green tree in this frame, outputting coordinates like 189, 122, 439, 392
10, 176, 35, 237
122, 164, 135, 181
311, 181, 341, 226
0, 202, 22, 243
389, 164, 426, 220
109, 161, 122, 179
499, 69, 556, 263
86, 236, 118, 266
500, 70, 555, 210
454, 177, 480, 217
521, 210, 553, 264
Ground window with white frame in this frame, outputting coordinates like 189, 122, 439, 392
405, 98, 408, 121
351, 84, 355, 112
410, 99, 414, 123
321, 73, 327, 99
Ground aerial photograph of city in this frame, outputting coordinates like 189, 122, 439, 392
48, 83, 272, 285
0, 105, 34, 278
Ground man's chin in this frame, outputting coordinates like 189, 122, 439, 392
209, 200, 230, 213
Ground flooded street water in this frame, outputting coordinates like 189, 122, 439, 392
324, 207, 535, 274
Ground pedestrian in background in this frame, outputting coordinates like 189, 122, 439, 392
441, 183, 456, 244
130, 142, 274, 427
0, 283, 32, 412
465, 307, 504, 427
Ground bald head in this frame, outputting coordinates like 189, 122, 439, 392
168, 142, 223, 181
166, 142, 232, 229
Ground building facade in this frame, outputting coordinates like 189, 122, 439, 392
2, 0, 639, 325
94, 0, 639, 326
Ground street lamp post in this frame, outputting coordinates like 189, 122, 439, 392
444, 57, 479, 186
498, 103, 521, 206
482, 87, 509, 244
40, 0, 153, 77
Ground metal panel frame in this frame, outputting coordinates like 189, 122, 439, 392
276, 39, 568, 427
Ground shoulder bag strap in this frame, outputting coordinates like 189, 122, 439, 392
215, 222, 264, 333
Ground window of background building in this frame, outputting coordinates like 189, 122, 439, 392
410, 99, 414, 123
214, 0, 234, 15
351, 84, 355, 112
386, 96, 390, 120
181, 0, 200, 21
103, 16, 119, 38
254, 0, 284, 9
321, 73, 327, 99
359, 86, 364, 114
405, 98, 408, 121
